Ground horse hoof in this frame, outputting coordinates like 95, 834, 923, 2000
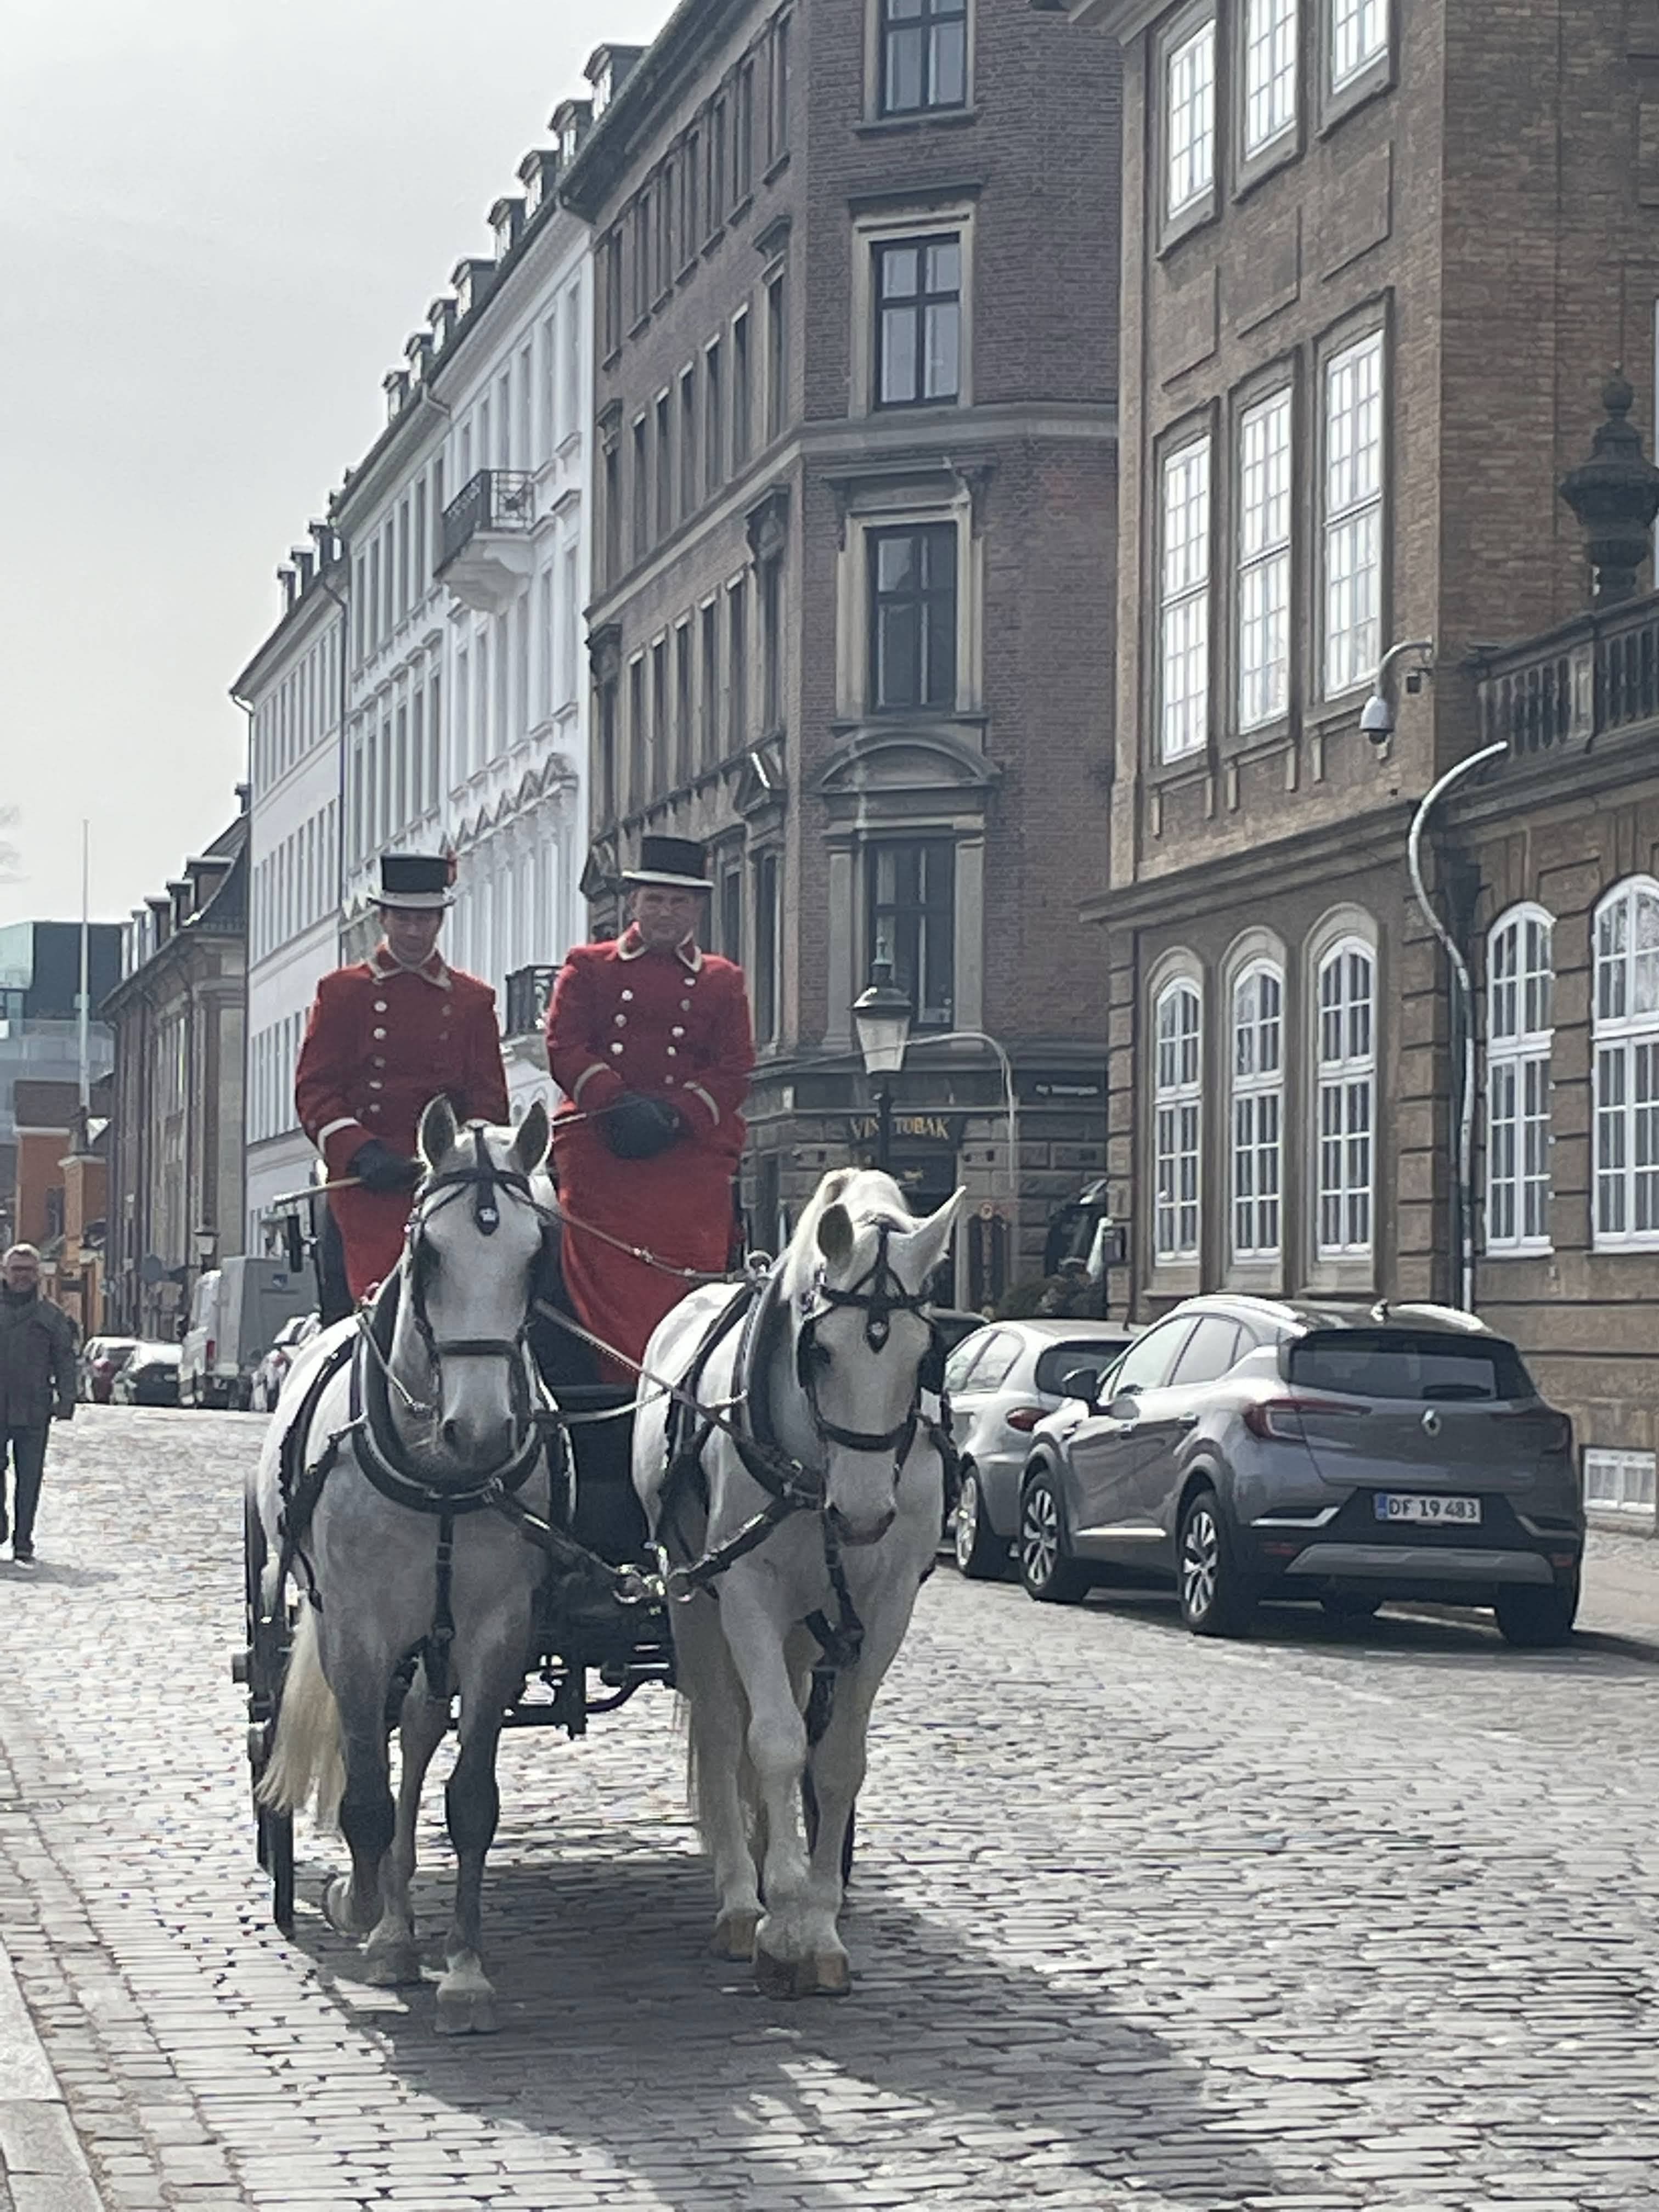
363, 1942, 423, 1989
435, 1987, 498, 2036
322, 1878, 371, 1940
710, 1911, 759, 1961
805, 1951, 851, 1997
754, 1946, 801, 2001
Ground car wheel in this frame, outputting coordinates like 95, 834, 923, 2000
1493, 1580, 1578, 1649
1018, 1470, 1092, 1605
1321, 1592, 1383, 1622
952, 1469, 1008, 1581
1178, 1487, 1256, 1638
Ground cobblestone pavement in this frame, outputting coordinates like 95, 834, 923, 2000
0, 1407, 1655, 2212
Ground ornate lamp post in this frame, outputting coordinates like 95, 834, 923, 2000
1559, 375, 1659, 607
852, 960, 913, 1176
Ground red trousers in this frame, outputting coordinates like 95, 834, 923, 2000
328, 1184, 413, 1301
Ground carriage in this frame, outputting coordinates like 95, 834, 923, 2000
233, 1103, 961, 2022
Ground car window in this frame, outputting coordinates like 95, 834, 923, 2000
943, 1336, 991, 1396
1168, 1316, 1245, 1389
1107, 1318, 1197, 1396
1286, 1329, 1533, 1402
1033, 1338, 1132, 1396
967, 1333, 1024, 1392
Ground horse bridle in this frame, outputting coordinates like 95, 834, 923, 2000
795, 1220, 938, 1465
404, 1127, 544, 1430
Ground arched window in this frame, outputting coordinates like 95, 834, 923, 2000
1486, 904, 1553, 1251
1315, 938, 1374, 1257
1153, 977, 1202, 1261
1231, 961, 1283, 1261
1593, 877, 1659, 1247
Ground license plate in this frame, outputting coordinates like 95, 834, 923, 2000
1373, 1492, 1483, 1525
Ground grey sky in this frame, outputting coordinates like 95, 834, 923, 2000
0, 0, 669, 932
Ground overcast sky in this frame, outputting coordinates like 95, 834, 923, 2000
0, 0, 670, 933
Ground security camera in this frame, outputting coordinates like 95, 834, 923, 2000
1359, 692, 1395, 744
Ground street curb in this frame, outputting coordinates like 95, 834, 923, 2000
0, 1942, 106, 2212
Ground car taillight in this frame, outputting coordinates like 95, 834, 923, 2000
1492, 1407, 1573, 1454
1005, 1406, 1049, 1433
205, 1339, 216, 1367
1243, 1397, 1368, 1442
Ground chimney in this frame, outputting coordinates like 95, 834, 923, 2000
277, 564, 298, 611
235, 782, 251, 815
517, 147, 559, 218
168, 877, 194, 932
551, 97, 595, 163
450, 258, 496, 318
489, 195, 525, 259
429, 295, 458, 351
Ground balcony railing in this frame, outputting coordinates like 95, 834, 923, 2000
504, 963, 557, 1040
437, 469, 534, 573
1478, 590, 1659, 758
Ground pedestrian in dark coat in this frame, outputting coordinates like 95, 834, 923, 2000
0, 1244, 78, 1565
294, 853, 510, 1300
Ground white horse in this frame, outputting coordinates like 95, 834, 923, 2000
634, 1167, 962, 1997
253, 1098, 556, 2034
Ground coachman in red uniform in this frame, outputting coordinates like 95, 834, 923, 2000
294, 853, 510, 1300
546, 837, 754, 1380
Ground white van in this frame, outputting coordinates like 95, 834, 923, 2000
179, 1259, 315, 1409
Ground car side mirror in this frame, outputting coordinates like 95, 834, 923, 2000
1060, 1367, 1102, 1406
1105, 1386, 1141, 1421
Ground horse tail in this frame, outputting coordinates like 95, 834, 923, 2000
257, 1605, 345, 1827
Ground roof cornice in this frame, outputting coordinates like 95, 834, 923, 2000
560, 0, 756, 223
230, 563, 347, 698
1071, 0, 1164, 38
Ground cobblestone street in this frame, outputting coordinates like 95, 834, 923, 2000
0, 1406, 1655, 2212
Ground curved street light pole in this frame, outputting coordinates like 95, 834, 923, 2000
1406, 740, 1508, 1313
902, 1029, 1020, 1209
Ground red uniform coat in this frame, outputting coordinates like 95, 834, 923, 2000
546, 929, 753, 1378
295, 946, 509, 1297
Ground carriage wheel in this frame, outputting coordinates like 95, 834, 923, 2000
241, 1492, 297, 1932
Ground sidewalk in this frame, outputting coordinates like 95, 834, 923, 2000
1579, 1526, 1659, 1647
0, 1942, 104, 2212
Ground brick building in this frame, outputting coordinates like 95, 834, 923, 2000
1070, 0, 1659, 1528
561, 0, 1122, 1302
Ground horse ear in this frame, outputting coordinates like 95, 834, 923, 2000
511, 1099, 551, 1175
418, 1095, 458, 1170
901, 1186, 966, 1285
816, 1201, 855, 1267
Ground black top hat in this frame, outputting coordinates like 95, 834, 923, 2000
375, 852, 456, 910
620, 836, 711, 891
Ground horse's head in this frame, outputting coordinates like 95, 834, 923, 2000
787, 1169, 964, 1545
403, 1096, 551, 1469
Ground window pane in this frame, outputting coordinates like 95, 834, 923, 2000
1238, 390, 1291, 728
1161, 437, 1211, 759
1244, 0, 1297, 153
1331, 0, 1386, 89
1323, 334, 1383, 697
1166, 20, 1216, 216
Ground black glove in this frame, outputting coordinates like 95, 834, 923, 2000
348, 1139, 422, 1194
600, 1093, 685, 1160
53, 1402, 74, 1424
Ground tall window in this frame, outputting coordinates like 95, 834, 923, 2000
1593, 878, 1659, 1246
699, 602, 719, 766
760, 557, 783, 732
1244, 0, 1297, 153
1153, 979, 1202, 1262
879, 0, 967, 117
674, 623, 693, 785
754, 849, 781, 1043
1166, 18, 1216, 218
1330, 0, 1386, 90
1316, 939, 1375, 1257
655, 392, 673, 539
1160, 435, 1210, 759
1237, 389, 1291, 730
1487, 905, 1553, 1252
1323, 331, 1383, 697
732, 310, 753, 467
704, 339, 724, 495
769, 11, 792, 159
764, 272, 787, 442
728, 577, 748, 748
630, 416, 648, 563
680, 366, 698, 520
868, 840, 955, 1029
719, 856, 744, 965
651, 639, 669, 789
628, 656, 646, 806
869, 524, 957, 712
1231, 964, 1283, 1261
874, 235, 961, 410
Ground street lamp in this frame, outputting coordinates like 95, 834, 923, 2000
193, 1225, 217, 1272
853, 959, 912, 1174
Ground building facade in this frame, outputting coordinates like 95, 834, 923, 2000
563, 1, 1122, 1302
103, 818, 247, 1341
0, 920, 120, 1252
331, 111, 596, 1121
1074, 0, 1659, 1528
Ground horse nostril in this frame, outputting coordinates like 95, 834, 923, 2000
440, 1419, 461, 1451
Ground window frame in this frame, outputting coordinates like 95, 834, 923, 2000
872, 232, 964, 413
1319, 0, 1392, 126
1312, 932, 1376, 1265
1240, 0, 1299, 170
1319, 323, 1386, 703
1235, 383, 1293, 735
1230, 957, 1285, 1266
1592, 876, 1659, 1252
867, 520, 960, 715
1152, 973, 1204, 1266
1158, 428, 1212, 763
1158, 5, 1218, 245
875, 0, 969, 121
1485, 901, 1554, 1256
865, 836, 957, 1032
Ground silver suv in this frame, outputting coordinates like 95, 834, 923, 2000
1016, 1296, 1584, 1647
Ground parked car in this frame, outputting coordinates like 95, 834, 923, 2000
249, 1313, 320, 1412
1015, 1296, 1584, 1649
78, 1336, 139, 1404
111, 1342, 182, 1407
932, 1309, 992, 1358
179, 1259, 316, 1409
943, 1319, 1138, 1577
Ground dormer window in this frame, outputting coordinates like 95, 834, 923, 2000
592, 60, 615, 116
